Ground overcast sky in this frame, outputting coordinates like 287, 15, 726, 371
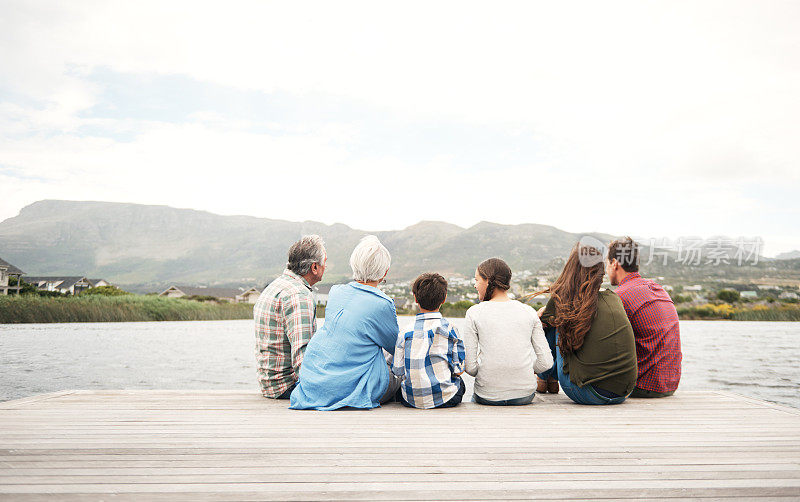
1, 1, 798, 255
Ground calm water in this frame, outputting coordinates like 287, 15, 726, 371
1, 318, 798, 408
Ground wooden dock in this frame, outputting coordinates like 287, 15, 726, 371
1, 390, 799, 500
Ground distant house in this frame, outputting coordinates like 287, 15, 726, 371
779, 291, 799, 300
159, 285, 260, 303
684, 285, 703, 292
159, 286, 240, 302
0, 257, 25, 295
24, 276, 96, 295
740, 291, 758, 299
393, 297, 416, 311
236, 286, 261, 304
314, 284, 333, 306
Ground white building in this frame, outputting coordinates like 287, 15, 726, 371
0, 257, 24, 295
25, 276, 95, 295
159, 285, 257, 303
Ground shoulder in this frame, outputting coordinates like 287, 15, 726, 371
277, 274, 310, 295
328, 283, 349, 297
598, 289, 628, 318
514, 300, 536, 314
348, 283, 394, 306
617, 275, 650, 294
400, 319, 417, 334
599, 288, 623, 305
465, 303, 482, 319
438, 316, 460, 336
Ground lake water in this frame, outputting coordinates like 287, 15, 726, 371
1, 318, 798, 408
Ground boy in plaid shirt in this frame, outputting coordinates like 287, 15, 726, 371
392, 273, 466, 409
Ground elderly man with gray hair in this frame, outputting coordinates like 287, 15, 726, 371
254, 235, 327, 399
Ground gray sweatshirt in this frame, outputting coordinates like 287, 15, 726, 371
462, 300, 554, 401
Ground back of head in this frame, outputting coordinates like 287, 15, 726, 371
607, 236, 639, 272
287, 235, 326, 276
412, 273, 448, 311
477, 257, 512, 302
549, 243, 605, 354
350, 235, 391, 282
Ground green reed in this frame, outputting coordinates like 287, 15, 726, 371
0, 295, 254, 323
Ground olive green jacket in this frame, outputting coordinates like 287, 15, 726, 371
542, 289, 637, 396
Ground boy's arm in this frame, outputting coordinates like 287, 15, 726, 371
450, 326, 466, 377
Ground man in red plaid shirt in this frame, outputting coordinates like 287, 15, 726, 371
607, 237, 682, 398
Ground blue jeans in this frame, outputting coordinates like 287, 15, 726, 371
536, 326, 559, 381
472, 391, 536, 406
538, 327, 628, 406
399, 377, 466, 409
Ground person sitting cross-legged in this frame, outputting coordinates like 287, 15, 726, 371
463, 258, 554, 406
607, 237, 682, 398
537, 243, 638, 405
290, 235, 401, 411
254, 235, 326, 399
392, 273, 466, 409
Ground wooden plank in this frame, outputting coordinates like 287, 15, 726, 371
1, 490, 800, 501
2, 478, 800, 493
0, 390, 799, 500
3, 465, 799, 475
0, 391, 77, 410
3, 470, 800, 484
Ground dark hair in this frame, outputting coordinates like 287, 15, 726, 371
412, 273, 448, 311
607, 236, 639, 272
477, 258, 511, 302
541, 243, 604, 355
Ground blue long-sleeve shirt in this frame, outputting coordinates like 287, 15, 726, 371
290, 282, 399, 410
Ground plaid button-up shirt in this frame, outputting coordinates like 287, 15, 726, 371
615, 272, 682, 393
254, 269, 316, 398
392, 312, 465, 409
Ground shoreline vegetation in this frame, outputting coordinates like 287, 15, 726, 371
676, 303, 800, 321
0, 295, 254, 324
1, 296, 798, 324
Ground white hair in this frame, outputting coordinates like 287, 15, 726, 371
350, 235, 391, 282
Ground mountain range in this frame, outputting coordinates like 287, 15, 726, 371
1, 200, 797, 293
0, 200, 613, 291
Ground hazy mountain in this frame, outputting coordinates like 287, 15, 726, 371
2, 200, 797, 293
776, 250, 800, 260
0, 200, 612, 291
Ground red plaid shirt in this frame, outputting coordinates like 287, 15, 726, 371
615, 273, 682, 393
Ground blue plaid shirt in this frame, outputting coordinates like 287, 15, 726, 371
392, 312, 465, 409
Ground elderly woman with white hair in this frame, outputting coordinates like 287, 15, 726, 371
290, 235, 401, 410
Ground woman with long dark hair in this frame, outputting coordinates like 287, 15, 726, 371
462, 258, 554, 406
534, 243, 637, 405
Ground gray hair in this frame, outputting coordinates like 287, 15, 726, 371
287, 235, 326, 276
350, 235, 391, 282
